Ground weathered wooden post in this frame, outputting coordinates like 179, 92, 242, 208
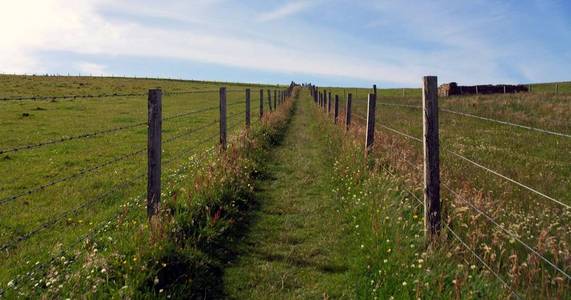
345, 93, 352, 131
556, 83, 559, 94
274, 90, 277, 109
322, 89, 326, 111
373, 84, 377, 96
422, 76, 441, 240
328, 92, 332, 114
503, 85, 507, 94
220, 87, 227, 150
259, 89, 264, 119
267, 90, 272, 112
245, 89, 251, 128
365, 93, 376, 156
334, 94, 339, 124
147, 89, 162, 219
475, 85, 479, 95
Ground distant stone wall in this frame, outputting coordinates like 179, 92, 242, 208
438, 82, 529, 97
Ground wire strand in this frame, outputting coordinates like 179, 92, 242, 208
442, 183, 571, 281
441, 108, 571, 138
0, 121, 147, 155
0, 147, 147, 206
445, 150, 569, 210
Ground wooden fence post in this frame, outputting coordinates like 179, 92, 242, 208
259, 89, 264, 119
245, 89, 251, 128
345, 93, 352, 131
267, 90, 272, 112
147, 88, 162, 219
365, 93, 376, 156
373, 84, 377, 96
274, 90, 277, 108
334, 94, 339, 124
220, 87, 227, 150
322, 89, 326, 110
328, 92, 332, 114
556, 84, 559, 94
422, 76, 441, 240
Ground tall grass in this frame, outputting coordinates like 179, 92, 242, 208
322, 96, 570, 298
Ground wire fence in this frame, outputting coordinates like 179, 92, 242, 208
309, 81, 571, 297
0, 85, 293, 293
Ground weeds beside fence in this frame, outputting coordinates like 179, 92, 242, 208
0, 82, 296, 297
309, 80, 570, 298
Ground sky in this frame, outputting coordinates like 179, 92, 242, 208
1, 0, 570, 87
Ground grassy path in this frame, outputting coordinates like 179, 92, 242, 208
224, 98, 353, 299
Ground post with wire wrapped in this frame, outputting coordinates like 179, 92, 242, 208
422, 76, 441, 240
219, 87, 227, 150
147, 88, 162, 219
245, 89, 251, 129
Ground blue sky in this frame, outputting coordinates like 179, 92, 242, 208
1, 0, 570, 87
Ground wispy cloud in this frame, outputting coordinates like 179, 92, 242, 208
257, 1, 313, 22
0, 0, 569, 86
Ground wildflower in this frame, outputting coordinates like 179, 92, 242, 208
402, 281, 407, 286
7, 280, 15, 288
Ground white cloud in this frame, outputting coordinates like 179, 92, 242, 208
257, 1, 313, 23
0, 0, 567, 86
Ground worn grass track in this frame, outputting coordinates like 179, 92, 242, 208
224, 98, 353, 299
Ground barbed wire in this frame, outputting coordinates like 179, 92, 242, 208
4, 132, 219, 290
163, 120, 219, 144
164, 89, 243, 96
0, 172, 146, 252
0, 146, 147, 206
0, 106, 223, 155
0, 92, 146, 102
0, 128, 221, 252
0, 121, 147, 155
163, 105, 218, 122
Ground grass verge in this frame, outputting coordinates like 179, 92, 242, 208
1, 87, 297, 298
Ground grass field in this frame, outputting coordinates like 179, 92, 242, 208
0, 75, 284, 296
316, 86, 571, 297
1, 74, 569, 298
